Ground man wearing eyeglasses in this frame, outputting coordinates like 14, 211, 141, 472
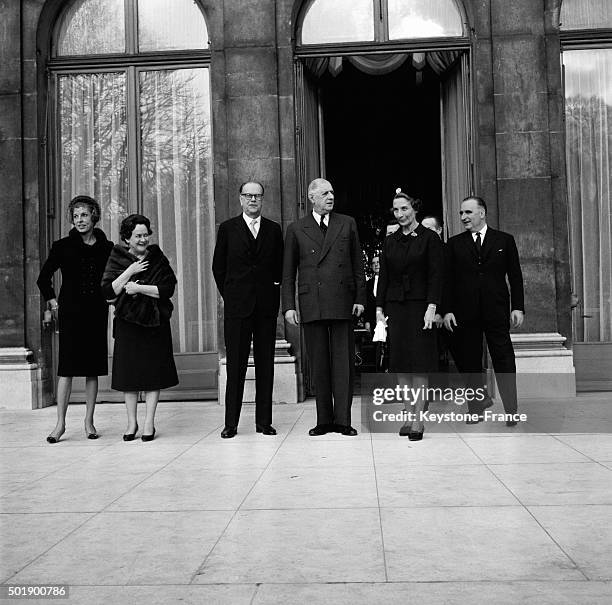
212, 181, 283, 438
282, 178, 366, 436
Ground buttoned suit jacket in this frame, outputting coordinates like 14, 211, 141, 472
212, 215, 283, 319
375, 224, 443, 308
444, 227, 524, 324
282, 212, 366, 323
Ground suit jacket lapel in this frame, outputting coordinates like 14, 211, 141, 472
303, 214, 325, 248
480, 227, 496, 261
235, 216, 254, 249
319, 213, 341, 263
255, 217, 268, 254
461, 230, 479, 261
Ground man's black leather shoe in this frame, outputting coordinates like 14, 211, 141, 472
339, 425, 358, 436
256, 424, 277, 435
309, 424, 331, 436
221, 426, 237, 439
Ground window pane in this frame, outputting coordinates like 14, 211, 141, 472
560, 0, 612, 30
388, 0, 464, 39
138, 0, 209, 51
57, 0, 125, 55
58, 72, 128, 240
563, 49, 612, 342
301, 0, 374, 44
140, 68, 216, 353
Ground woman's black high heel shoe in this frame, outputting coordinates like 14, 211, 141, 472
46, 428, 65, 444
86, 425, 99, 440
141, 428, 156, 442
123, 423, 138, 442
408, 426, 425, 441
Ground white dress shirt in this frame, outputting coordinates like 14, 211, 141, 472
312, 210, 329, 228
243, 213, 261, 237
472, 224, 488, 243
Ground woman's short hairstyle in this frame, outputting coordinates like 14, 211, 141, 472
392, 188, 422, 213
68, 195, 101, 225
120, 214, 153, 242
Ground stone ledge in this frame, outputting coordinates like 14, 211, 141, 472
0, 347, 39, 410
218, 339, 299, 404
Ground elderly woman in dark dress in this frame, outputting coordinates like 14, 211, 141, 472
375, 190, 443, 440
101, 214, 178, 442
37, 195, 113, 443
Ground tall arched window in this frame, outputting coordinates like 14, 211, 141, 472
299, 0, 465, 45
48, 0, 216, 397
560, 0, 612, 375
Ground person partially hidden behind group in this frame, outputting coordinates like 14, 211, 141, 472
376, 189, 443, 440
37, 195, 113, 443
421, 215, 452, 373
101, 214, 178, 442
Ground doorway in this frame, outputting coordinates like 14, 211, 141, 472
294, 49, 474, 386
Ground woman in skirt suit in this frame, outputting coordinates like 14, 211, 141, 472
375, 189, 443, 440
37, 195, 113, 443
101, 214, 178, 442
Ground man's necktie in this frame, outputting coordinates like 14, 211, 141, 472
319, 218, 327, 236
250, 219, 258, 238
475, 232, 482, 257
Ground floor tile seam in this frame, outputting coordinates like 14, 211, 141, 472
549, 434, 605, 464
481, 462, 591, 581
191, 578, 603, 586
92, 423, 227, 516
188, 407, 307, 584
0, 579, 603, 587
369, 429, 391, 581
484, 460, 604, 467
0, 511, 98, 584
249, 583, 261, 605
521, 502, 592, 581
0, 445, 123, 497
455, 438, 526, 506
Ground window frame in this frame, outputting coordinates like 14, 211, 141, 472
294, 0, 470, 56
47, 0, 212, 218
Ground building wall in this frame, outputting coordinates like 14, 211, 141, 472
0, 0, 573, 407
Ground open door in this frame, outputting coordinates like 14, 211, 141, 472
294, 60, 326, 212
294, 60, 326, 396
440, 52, 473, 238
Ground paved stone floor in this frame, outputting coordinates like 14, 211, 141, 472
1, 395, 612, 604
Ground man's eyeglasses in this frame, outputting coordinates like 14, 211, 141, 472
241, 193, 263, 201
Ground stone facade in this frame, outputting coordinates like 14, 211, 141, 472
0, 0, 575, 408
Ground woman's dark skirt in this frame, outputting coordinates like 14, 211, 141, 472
387, 300, 438, 374
57, 306, 109, 377
111, 317, 178, 392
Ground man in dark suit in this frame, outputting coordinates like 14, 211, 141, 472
283, 178, 366, 436
364, 255, 380, 333
443, 196, 524, 426
212, 181, 283, 438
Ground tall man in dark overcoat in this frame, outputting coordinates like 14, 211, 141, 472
212, 181, 283, 438
283, 178, 366, 436
443, 196, 525, 426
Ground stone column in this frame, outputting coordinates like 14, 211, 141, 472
486, 0, 575, 396
0, 1, 41, 409
215, 0, 298, 404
